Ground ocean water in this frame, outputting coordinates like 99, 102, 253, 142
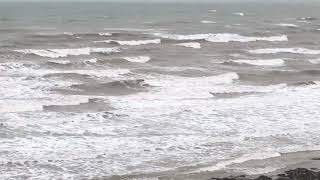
1, 1, 320, 179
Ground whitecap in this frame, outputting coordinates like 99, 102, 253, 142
233, 13, 245, 16
47, 60, 72, 65
95, 39, 161, 46
13, 47, 120, 58
175, 42, 201, 49
153, 33, 287, 42
308, 59, 320, 64
63, 32, 74, 36
231, 59, 285, 67
98, 32, 112, 36
276, 23, 299, 27
122, 56, 150, 63
201, 20, 216, 24
249, 48, 320, 55
208, 9, 217, 12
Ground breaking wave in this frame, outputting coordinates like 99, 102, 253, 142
175, 42, 201, 49
95, 39, 161, 46
13, 47, 120, 58
248, 48, 320, 55
231, 59, 285, 67
153, 33, 287, 42
122, 56, 151, 63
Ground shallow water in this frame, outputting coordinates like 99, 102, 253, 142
1, 1, 320, 179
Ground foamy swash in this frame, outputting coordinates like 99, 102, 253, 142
14, 47, 120, 58
153, 33, 288, 42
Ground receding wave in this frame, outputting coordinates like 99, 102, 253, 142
248, 48, 320, 55
13, 47, 120, 58
95, 39, 161, 46
153, 33, 287, 42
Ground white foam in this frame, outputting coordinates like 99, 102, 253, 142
276, 23, 299, 27
95, 39, 161, 46
201, 20, 216, 24
47, 60, 72, 65
63, 32, 74, 36
249, 48, 320, 55
175, 42, 201, 49
122, 56, 150, 63
98, 32, 112, 36
232, 59, 285, 67
208, 9, 217, 12
233, 13, 245, 16
308, 59, 320, 64
196, 152, 281, 172
14, 47, 120, 58
47, 58, 98, 65
153, 33, 287, 42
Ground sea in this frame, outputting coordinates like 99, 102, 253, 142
0, 1, 320, 179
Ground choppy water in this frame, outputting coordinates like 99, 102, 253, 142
1, 2, 320, 179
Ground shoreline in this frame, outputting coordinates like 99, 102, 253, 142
161, 150, 320, 180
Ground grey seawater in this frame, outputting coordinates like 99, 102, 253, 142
1, 2, 320, 179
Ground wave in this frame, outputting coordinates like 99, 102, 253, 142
43, 98, 111, 113
0, 62, 40, 71
210, 84, 287, 99
276, 23, 299, 27
175, 42, 201, 49
0, 62, 130, 78
66, 79, 150, 96
248, 48, 320, 55
292, 81, 320, 87
13, 47, 120, 58
208, 9, 217, 12
298, 17, 317, 21
233, 12, 245, 16
95, 39, 161, 46
196, 152, 281, 172
122, 56, 150, 63
201, 20, 216, 24
308, 59, 320, 64
153, 33, 287, 42
47, 58, 98, 65
231, 59, 285, 67
98, 32, 112, 36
